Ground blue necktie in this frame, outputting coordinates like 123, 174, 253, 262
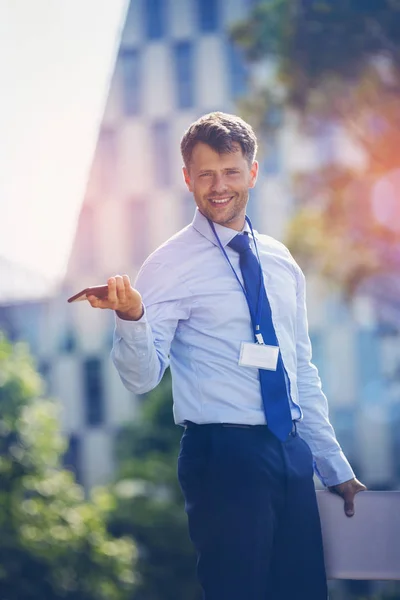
228, 233, 293, 441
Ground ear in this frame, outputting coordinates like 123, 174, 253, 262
183, 166, 193, 192
248, 161, 259, 189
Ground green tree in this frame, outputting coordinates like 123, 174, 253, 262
231, 0, 400, 296
0, 333, 136, 600
108, 371, 202, 600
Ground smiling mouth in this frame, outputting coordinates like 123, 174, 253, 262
209, 196, 233, 206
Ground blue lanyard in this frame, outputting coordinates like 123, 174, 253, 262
207, 216, 265, 344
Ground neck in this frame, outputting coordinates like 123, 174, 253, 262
231, 215, 247, 232
207, 216, 246, 232
231, 220, 246, 232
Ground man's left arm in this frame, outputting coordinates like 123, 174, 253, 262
294, 266, 366, 516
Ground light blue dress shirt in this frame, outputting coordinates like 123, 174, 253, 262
112, 209, 355, 486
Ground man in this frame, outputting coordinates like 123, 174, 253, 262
88, 112, 365, 599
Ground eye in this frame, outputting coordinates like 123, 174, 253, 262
227, 170, 239, 175
199, 172, 212, 178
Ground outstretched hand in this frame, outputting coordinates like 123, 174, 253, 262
328, 478, 367, 517
87, 275, 144, 321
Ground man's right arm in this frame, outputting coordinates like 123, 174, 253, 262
87, 267, 191, 394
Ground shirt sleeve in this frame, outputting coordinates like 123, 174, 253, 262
111, 260, 192, 394
294, 265, 356, 487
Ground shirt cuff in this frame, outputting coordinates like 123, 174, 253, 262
313, 448, 356, 487
114, 307, 150, 341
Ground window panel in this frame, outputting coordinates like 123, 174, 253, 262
145, 0, 166, 39
59, 328, 77, 353
174, 41, 194, 109
197, 0, 219, 32
63, 434, 82, 484
227, 42, 247, 99
83, 357, 104, 427
121, 49, 141, 115
152, 122, 171, 188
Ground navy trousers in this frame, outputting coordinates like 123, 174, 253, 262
178, 423, 328, 600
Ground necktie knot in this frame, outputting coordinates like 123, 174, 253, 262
228, 233, 251, 255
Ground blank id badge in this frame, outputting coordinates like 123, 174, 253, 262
239, 342, 279, 371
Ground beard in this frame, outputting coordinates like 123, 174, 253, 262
195, 190, 249, 228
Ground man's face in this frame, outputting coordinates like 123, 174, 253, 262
183, 142, 258, 231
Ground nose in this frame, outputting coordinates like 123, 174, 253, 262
211, 173, 228, 195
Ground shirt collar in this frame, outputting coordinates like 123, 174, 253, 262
191, 208, 257, 248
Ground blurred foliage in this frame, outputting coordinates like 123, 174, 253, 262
0, 333, 136, 600
108, 371, 202, 600
231, 0, 400, 108
285, 166, 392, 296
231, 0, 400, 296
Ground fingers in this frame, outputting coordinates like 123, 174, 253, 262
331, 485, 355, 518
107, 275, 127, 309
343, 496, 355, 518
123, 274, 132, 295
329, 478, 367, 518
87, 294, 112, 309
343, 485, 365, 517
115, 275, 126, 305
86, 274, 135, 312
87, 294, 100, 308
107, 276, 118, 305
345, 485, 366, 518
116, 275, 133, 306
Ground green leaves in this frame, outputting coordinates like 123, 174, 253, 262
0, 335, 43, 421
0, 334, 136, 600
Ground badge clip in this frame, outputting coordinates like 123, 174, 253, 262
255, 332, 264, 345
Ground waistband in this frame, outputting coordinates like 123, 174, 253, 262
184, 420, 297, 435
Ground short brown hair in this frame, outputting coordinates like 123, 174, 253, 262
180, 112, 258, 169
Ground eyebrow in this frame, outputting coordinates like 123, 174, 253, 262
197, 167, 240, 174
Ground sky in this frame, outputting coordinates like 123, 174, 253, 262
0, 0, 127, 282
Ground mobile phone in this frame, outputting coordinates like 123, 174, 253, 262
67, 284, 109, 303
